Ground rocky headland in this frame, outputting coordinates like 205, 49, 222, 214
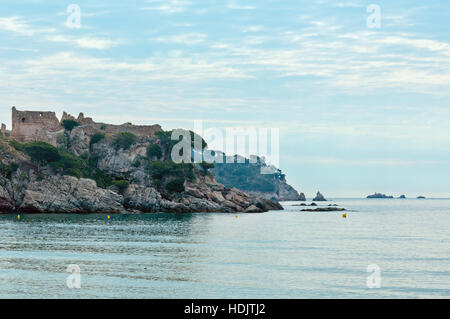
0, 109, 283, 214
211, 155, 305, 202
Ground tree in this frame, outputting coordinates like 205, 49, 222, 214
112, 132, 137, 150
199, 161, 215, 171
23, 142, 60, 172
147, 144, 162, 159
113, 180, 129, 194
90, 132, 105, 148
62, 120, 79, 131
165, 178, 185, 193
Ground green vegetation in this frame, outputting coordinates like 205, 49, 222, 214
47, 149, 112, 188
146, 144, 162, 159
90, 132, 105, 147
113, 180, 129, 193
23, 141, 61, 172
148, 161, 194, 181
62, 119, 79, 131
165, 178, 185, 193
100, 124, 107, 130
9, 140, 25, 151
0, 162, 18, 179
212, 157, 284, 193
155, 130, 208, 160
132, 160, 141, 168
199, 161, 215, 171
112, 132, 137, 150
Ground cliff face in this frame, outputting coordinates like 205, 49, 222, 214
0, 126, 282, 214
211, 157, 305, 202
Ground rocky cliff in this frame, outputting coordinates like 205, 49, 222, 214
0, 126, 282, 214
211, 155, 305, 201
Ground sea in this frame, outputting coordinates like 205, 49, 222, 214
0, 198, 449, 298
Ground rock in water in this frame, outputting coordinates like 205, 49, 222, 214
367, 193, 394, 199
312, 191, 327, 201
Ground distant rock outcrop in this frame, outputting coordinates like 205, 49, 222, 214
312, 191, 327, 201
366, 193, 394, 199
417, 196, 426, 199
399, 195, 406, 199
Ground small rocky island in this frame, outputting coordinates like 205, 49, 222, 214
312, 191, 327, 201
366, 193, 394, 199
0, 108, 283, 214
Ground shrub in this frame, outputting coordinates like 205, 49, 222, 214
146, 144, 162, 159
90, 132, 105, 147
132, 160, 141, 168
9, 140, 24, 151
24, 142, 60, 172
51, 149, 85, 171
112, 132, 137, 150
62, 120, 79, 131
113, 180, 129, 193
0, 162, 18, 179
165, 178, 185, 193
100, 124, 107, 130
65, 168, 82, 179
148, 161, 185, 179
199, 161, 215, 171
48, 149, 113, 189
80, 152, 89, 160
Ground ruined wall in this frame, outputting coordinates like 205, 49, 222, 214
71, 122, 162, 138
10, 107, 62, 142
9, 107, 162, 143
1, 124, 6, 136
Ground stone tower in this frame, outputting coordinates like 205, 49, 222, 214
10, 107, 62, 142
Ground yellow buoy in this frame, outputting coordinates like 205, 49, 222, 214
342, 213, 347, 218
107, 215, 110, 220
17, 215, 21, 220
235, 215, 238, 219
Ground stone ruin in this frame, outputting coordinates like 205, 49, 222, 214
8, 107, 162, 144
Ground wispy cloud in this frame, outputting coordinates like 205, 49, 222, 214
153, 33, 207, 45
227, 0, 256, 10
141, 0, 191, 14
47, 35, 120, 50
0, 16, 55, 36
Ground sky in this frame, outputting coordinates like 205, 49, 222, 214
0, 0, 449, 198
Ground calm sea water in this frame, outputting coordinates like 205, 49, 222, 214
0, 199, 449, 299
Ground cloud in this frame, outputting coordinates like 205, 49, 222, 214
141, 0, 190, 14
153, 33, 207, 45
227, 0, 256, 10
47, 35, 120, 50
243, 25, 263, 32
0, 16, 55, 36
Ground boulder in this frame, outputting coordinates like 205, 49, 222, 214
21, 176, 126, 213
244, 205, 263, 213
124, 184, 162, 212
